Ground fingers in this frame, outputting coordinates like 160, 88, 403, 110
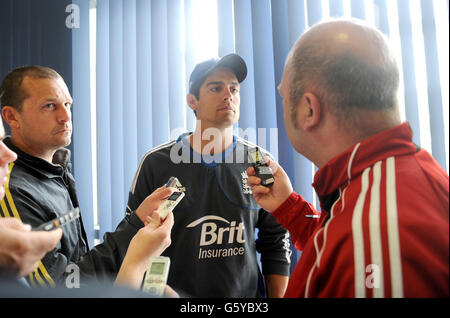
251, 184, 271, 195
246, 157, 279, 187
149, 211, 162, 229
264, 156, 280, 176
145, 211, 174, 231
246, 165, 255, 176
164, 285, 180, 298
143, 215, 152, 226
153, 186, 177, 200
32, 228, 63, 251
137, 187, 177, 223
160, 211, 174, 230
0, 217, 29, 231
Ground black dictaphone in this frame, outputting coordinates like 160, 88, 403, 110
248, 147, 274, 186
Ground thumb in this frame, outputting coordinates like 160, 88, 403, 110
147, 211, 162, 229
0, 218, 28, 231
159, 211, 174, 231
264, 156, 278, 175
32, 228, 63, 251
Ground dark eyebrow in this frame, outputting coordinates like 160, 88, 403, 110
38, 96, 73, 105
205, 81, 240, 87
205, 81, 224, 87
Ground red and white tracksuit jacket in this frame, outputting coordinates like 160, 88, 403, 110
273, 123, 449, 297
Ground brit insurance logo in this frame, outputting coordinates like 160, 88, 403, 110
186, 215, 246, 260
241, 170, 252, 195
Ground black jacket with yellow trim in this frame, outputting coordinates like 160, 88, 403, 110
1, 137, 143, 287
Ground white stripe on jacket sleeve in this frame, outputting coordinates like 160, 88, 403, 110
369, 161, 384, 297
352, 167, 371, 298
386, 156, 404, 298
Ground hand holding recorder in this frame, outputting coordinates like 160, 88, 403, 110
135, 185, 178, 224
0, 218, 62, 277
115, 210, 174, 291
246, 157, 294, 213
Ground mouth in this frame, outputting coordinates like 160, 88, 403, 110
54, 128, 72, 135
217, 106, 235, 113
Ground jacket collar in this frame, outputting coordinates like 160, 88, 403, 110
313, 122, 418, 197
4, 137, 71, 178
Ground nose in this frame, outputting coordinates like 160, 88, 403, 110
223, 87, 233, 101
57, 104, 72, 123
0, 142, 17, 166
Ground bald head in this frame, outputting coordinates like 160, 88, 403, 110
286, 19, 401, 137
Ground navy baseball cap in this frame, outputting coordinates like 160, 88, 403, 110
189, 54, 247, 94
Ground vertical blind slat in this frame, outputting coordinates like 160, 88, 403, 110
288, 0, 307, 45
168, 0, 186, 135
96, 0, 113, 239
374, 0, 390, 36
183, 0, 197, 132
420, 0, 447, 169
136, 0, 153, 159
251, 0, 278, 157
234, 0, 257, 131
109, 0, 126, 230
151, 0, 170, 146
122, 0, 138, 206
306, 0, 323, 26
218, 0, 235, 56
397, 0, 421, 146
72, 0, 95, 246
351, 0, 366, 19
329, 0, 345, 17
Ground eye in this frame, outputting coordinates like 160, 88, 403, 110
231, 87, 240, 94
65, 102, 72, 109
210, 86, 221, 92
42, 103, 56, 110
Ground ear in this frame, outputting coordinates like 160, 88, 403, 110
186, 94, 198, 112
1, 106, 21, 129
297, 92, 321, 131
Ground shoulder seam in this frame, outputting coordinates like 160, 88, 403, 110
236, 136, 274, 158
130, 140, 176, 194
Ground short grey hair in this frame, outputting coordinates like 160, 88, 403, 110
288, 19, 400, 132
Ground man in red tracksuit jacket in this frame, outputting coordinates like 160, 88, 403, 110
247, 19, 449, 297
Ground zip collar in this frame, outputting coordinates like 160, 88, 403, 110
313, 122, 418, 197
4, 137, 71, 179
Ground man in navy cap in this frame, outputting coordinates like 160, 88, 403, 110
127, 54, 291, 297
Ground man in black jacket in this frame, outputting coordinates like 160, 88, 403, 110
0, 66, 174, 289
